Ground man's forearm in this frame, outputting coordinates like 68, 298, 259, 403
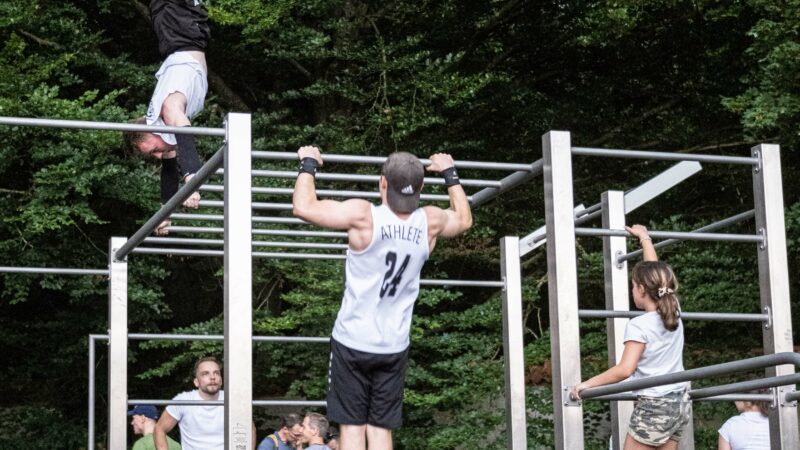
292, 173, 318, 217
154, 427, 169, 450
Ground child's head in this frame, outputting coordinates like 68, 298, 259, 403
631, 261, 680, 331
735, 389, 770, 416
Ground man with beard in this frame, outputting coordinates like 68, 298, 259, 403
154, 356, 232, 450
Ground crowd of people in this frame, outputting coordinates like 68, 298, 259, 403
127, 355, 340, 450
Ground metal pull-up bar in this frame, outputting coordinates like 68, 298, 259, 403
575, 351, 800, 400
572, 146, 759, 165
223, 169, 504, 188
574, 227, 763, 243
252, 150, 536, 171
0, 116, 226, 137
114, 146, 226, 261
617, 210, 756, 263
0, 266, 108, 276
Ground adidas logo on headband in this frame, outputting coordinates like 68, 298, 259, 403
401, 185, 415, 195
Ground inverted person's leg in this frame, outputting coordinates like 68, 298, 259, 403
340, 424, 367, 450
366, 424, 392, 450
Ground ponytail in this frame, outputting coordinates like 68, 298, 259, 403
656, 292, 680, 331
632, 261, 681, 331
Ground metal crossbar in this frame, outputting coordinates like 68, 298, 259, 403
577, 352, 800, 400
572, 146, 759, 165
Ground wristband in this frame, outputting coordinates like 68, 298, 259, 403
298, 157, 318, 176
639, 237, 652, 243
441, 167, 460, 187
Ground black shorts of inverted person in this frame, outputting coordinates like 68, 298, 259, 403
327, 338, 409, 430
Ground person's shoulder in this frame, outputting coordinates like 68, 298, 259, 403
131, 435, 154, 450
256, 435, 277, 450
172, 389, 199, 400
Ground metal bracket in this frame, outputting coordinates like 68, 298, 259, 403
779, 386, 797, 408
615, 250, 625, 269
563, 386, 582, 407
758, 228, 767, 251
752, 149, 762, 174
501, 276, 507, 292
764, 306, 772, 330
771, 387, 779, 409
112, 248, 127, 263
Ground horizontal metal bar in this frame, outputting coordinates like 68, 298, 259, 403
0, 266, 108, 276
589, 393, 774, 402
420, 279, 504, 287
166, 226, 348, 238
127, 333, 329, 343
251, 151, 534, 171
170, 213, 308, 225
200, 185, 458, 202
253, 400, 327, 407
220, 169, 502, 188
618, 210, 756, 263
574, 227, 763, 243
0, 116, 225, 137
577, 352, 800, 400
470, 160, 544, 207
143, 237, 348, 250
785, 391, 800, 402
579, 309, 769, 322
198, 200, 293, 211
128, 399, 326, 407
115, 147, 226, 261
572, 147, 758, 165
691, 374, 800, 400
131, 247, 347, 260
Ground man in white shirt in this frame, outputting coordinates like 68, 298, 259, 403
154, 356, 224, 450
292, 146, 473, 450
154, 356, 257, 450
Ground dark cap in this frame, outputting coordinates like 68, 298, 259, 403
127, 405, 159, 421
383, 152, 424, 213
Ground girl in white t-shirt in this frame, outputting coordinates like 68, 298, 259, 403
718, 393, 770, 450
573, 224, 690, 450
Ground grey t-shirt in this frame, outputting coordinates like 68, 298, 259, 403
146, 51, 207, 145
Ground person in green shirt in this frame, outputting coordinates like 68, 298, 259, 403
129, 404, 181, 450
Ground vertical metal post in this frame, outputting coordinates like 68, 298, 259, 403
542, 131, 584, 449
88, 335, 96, 450
224, 113, 253, 450
108, 237, 128, 449
601, 192, 633, 450
500, 236, 528, 450
752, 144, 798, 449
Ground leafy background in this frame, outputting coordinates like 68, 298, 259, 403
0, 0, 799, 449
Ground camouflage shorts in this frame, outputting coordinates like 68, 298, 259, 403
628, 391, 691, 447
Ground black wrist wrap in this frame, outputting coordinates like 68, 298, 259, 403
441, 167, 460, 187
160, 157, 180, 204
298, 157, 318, 176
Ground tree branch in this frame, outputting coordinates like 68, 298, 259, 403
18, 30, 62, 49
587, 97, 682, 147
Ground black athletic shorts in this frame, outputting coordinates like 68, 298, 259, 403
326, 338, 409, 430
150, 0, 211, 57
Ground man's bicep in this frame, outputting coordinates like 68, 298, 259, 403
157, 410, 179, 433
428, 207, 467, 238
298, 199, 369, 230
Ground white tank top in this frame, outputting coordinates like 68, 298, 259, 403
332, 204, 429, 354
